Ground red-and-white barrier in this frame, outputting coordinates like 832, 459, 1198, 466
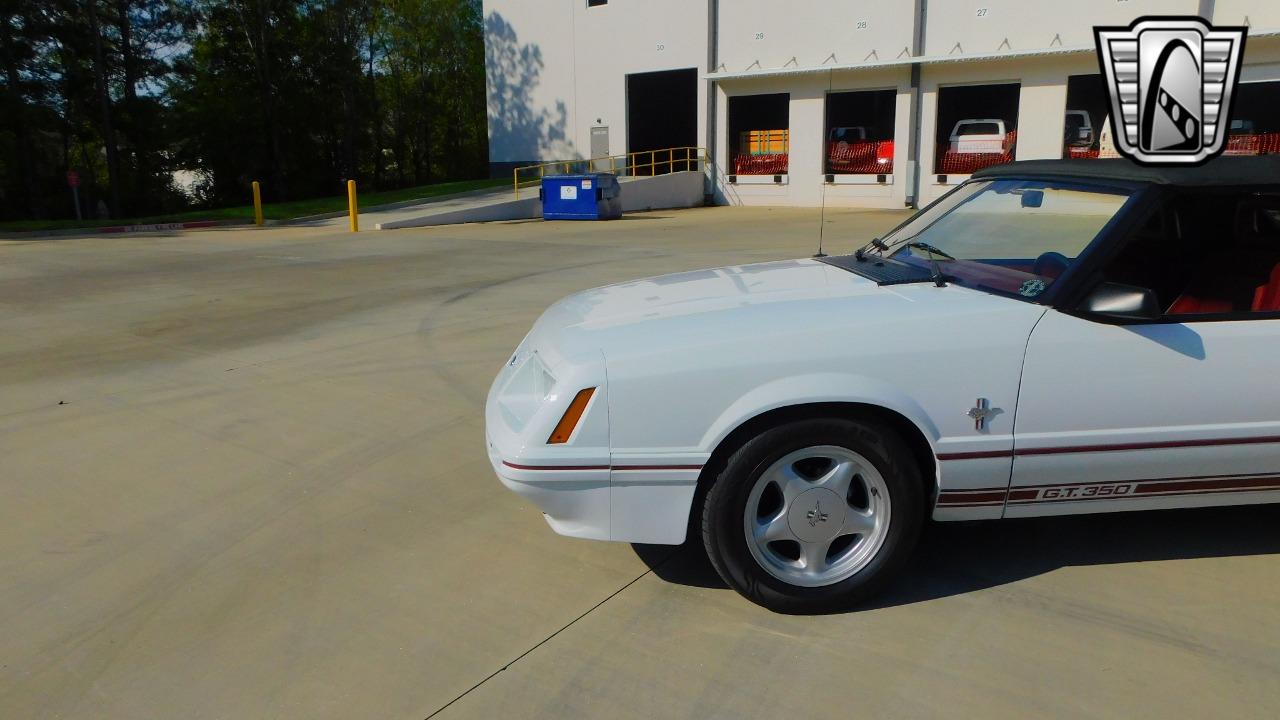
937, 131, 1017, 174
827, 140, 894, 174
732, 153, 789, 175
96, 220, 223, 234
1067, 132, 1280, 160
1224, 132, 1280, 156
729, 128, 1280, 179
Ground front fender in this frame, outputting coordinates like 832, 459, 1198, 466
698, 372, 941, 455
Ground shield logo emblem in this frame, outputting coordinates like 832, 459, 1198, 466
1095, 17, 1247, 165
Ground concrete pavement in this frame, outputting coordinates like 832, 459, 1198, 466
2, 207, 1278, 719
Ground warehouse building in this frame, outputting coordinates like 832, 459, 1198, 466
483, 0, 1280, 209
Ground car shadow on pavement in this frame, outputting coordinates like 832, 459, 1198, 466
633, 503, 1280, 611
632, 540, 729, 590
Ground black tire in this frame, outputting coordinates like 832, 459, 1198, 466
701, 417, 924, 613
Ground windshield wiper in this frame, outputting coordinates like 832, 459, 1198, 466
902, 242, 955, 260
903, 242, 953, 287
849, 237, 952, 287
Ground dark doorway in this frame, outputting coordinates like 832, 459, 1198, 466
727, 93, 790, 176
825, 89, 896, 174
934, 83, 1020, 174
627, 68, 698, 175
1227, 81, 1280, 155
1063, 75, 1108, 158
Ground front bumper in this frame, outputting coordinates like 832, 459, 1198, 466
485, 336, 702, 545
487, 439, 613, 540
486, 438, 703, 544
485, 342, 618, 541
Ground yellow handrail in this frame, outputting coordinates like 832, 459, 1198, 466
512, 146, 708, 198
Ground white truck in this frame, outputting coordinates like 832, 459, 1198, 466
949, 119, 1009, 154
1064, 110, 1095, 148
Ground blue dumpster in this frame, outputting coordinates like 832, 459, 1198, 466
540, 173, 622, 220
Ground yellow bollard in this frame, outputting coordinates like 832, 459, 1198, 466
252, 181, 264, 226
347, 179, 358, 232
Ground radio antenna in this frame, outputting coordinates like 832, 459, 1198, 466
814, 170, 829, 257
814, 69, 833, 258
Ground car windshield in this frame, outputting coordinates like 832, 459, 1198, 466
880, 178, 1135, 301
956, 123, 1000, 136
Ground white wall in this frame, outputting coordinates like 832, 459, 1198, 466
923, 0, 1200, 56
716, 1, 915, 73
621, 171, 706, 212
1214, 1, 1280, 28
713, 67, 913, 208
484, 0, 705, 165
712, 32, 1280, 209
571, 1, 707, 161
912, 35, 1280, 207
1241, 36, 1280, 82
485, 0, 1280, 208
484, 0, 578, 163
915, 53, 1099, 206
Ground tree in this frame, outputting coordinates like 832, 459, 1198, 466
85, 0, 123, 216
0, 1, 54, 216
3, 0, 490, 221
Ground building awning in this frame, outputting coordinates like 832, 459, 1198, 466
704, 45, 1093, 81
703, 27, 1280, 82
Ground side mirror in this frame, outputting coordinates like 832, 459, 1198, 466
1080, 282, 1161, 321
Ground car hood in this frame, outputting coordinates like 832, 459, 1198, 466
552, 258, 878, 322
525, 258, 1035, 367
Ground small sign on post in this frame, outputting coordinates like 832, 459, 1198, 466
66, 170, 82, 221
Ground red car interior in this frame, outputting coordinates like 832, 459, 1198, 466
1168, 294, 1235, 314
1165, 195, 1280, 315
1254, 264, 1280, 312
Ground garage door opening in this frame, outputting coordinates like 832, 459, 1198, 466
1063, 75, 1109, 158
627, 68, 698, 175
935, 83, 1020, 175
825, 89, 895, 175
728, 93, 790, 176
1226, 81, 1280, 155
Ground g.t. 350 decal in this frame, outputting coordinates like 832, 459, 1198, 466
1005, 473, 1280, 506
1038, 483, 1134, 500
937, 473, 1280, 509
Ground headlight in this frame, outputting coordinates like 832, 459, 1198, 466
497, 351, 556, 431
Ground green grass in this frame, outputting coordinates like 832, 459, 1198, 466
0, 177, 510, 233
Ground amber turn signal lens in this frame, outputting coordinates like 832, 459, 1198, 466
547, 388, 596, 444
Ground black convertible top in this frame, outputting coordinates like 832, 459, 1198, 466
972, 156, 1280, 187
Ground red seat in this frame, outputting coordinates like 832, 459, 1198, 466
1168, 294, 1233, 315
1253, 264, 1280, 312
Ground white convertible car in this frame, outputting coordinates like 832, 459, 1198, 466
486, 157, 1280, 613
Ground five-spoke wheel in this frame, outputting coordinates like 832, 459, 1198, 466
702, 417, 922, 613
744, 446, 891, 587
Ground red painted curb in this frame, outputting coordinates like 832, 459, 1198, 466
96, 220, 223, 234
